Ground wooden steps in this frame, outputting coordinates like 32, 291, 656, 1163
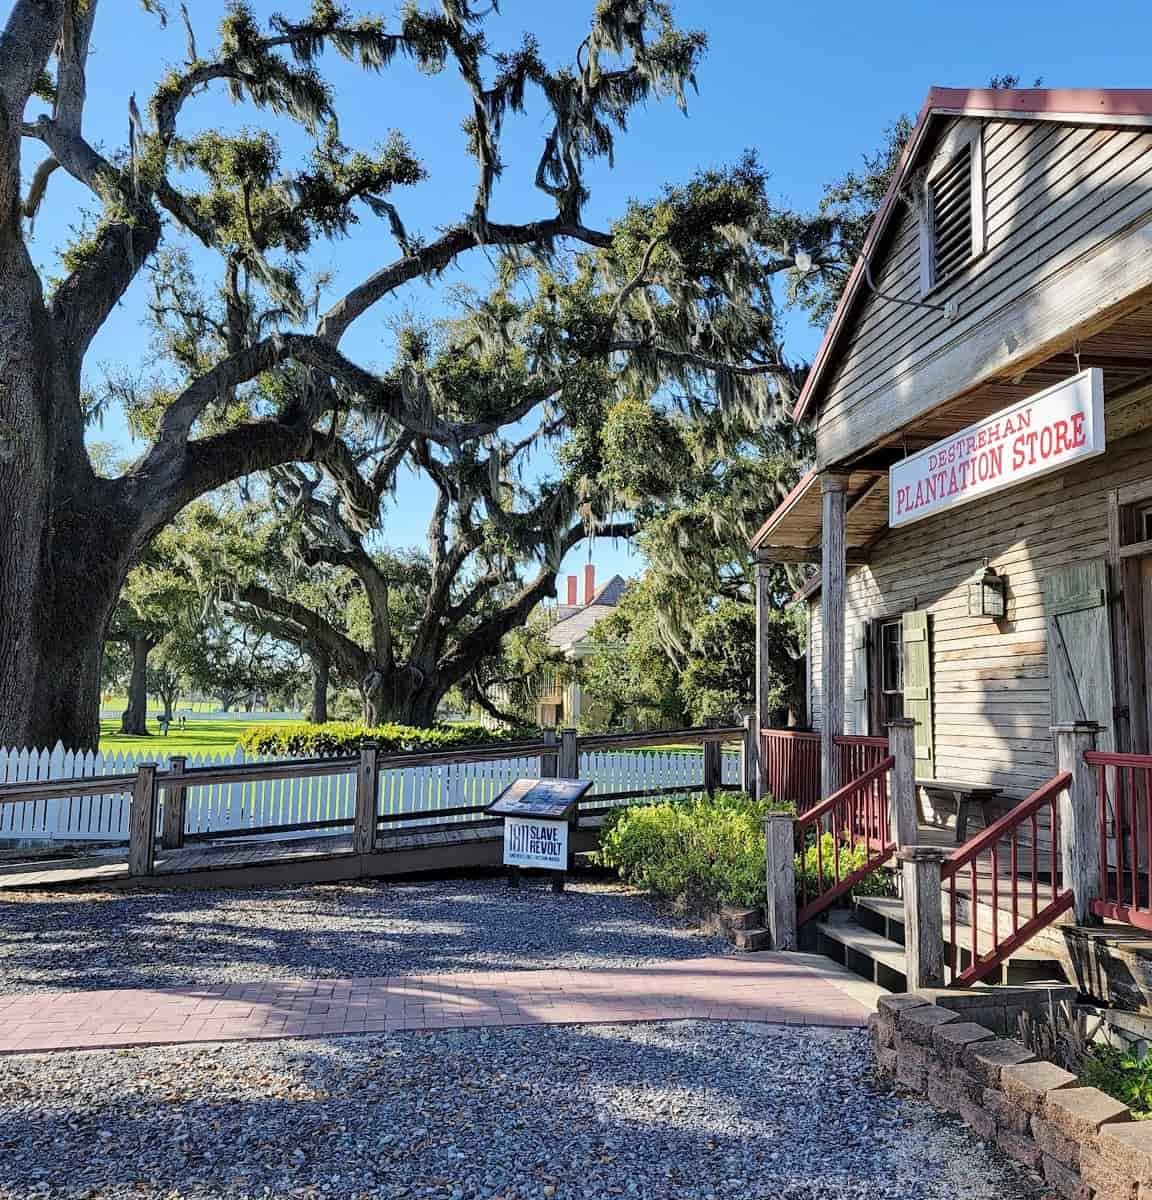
809, 895, 1069, 992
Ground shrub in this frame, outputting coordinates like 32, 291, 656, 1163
240, 719, 532, 757
795, 833, 895, 903
1080, 1046, 1152, 1118
595, 792, 892, 911
595, 792, 769, 909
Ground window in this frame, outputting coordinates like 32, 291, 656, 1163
878, 620, 904, 726
919, 122, 985, 294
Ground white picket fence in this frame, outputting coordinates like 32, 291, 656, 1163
0, 742, 742, 844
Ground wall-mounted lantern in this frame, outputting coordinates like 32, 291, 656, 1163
968, 564, 1007, 620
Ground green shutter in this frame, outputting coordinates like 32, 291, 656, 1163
902, 609, 934, 779
1043, 558, 1116, 752
849, 625, 868, 734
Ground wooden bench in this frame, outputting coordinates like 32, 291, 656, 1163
916, 779, 1003, 844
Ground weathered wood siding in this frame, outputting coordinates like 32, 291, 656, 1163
809, 425, 1152, 801
817, 116, 1152, 464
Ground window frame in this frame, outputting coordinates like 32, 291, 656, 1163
918, 119, 986, 297
866, 613, 908, 736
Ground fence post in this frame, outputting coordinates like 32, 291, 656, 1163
128, 763, 158, 877
741, 715, 758, 797
1053, 721, 1103, 925
161, 755, 187, 850
898, 845, 948, 989
703, 718, 722, 795
887, 717, 918, 849
354, 742, 380, 856
558, 728, 579, 780
764, 813, 797, 951
540, 729, 559, 779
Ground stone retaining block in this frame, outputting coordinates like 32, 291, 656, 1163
872, 991, 1144, 1199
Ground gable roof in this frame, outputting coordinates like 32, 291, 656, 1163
545, 574, 627, 650
793, 87, 1152, 426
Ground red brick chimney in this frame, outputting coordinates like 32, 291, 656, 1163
584, 563, 596, 606
566, 575, 578, 606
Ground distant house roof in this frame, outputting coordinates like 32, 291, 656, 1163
794, 87, 1152, 426
546, 575, 627, 652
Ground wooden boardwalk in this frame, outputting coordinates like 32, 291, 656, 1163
0, 820, 605, 892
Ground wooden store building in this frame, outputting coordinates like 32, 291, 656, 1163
752, 87, 1152, 831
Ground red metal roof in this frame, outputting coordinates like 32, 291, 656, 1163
792, 88, 1152, 426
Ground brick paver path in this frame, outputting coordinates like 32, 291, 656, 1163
0, 952, 873, 1055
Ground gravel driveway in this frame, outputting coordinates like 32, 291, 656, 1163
0, 879, 728, 994
0, 1022, 1044, 1200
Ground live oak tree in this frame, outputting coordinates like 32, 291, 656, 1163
1, 0, 827, 748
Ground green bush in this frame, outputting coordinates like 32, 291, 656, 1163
595, 792, 769, 909
240, 719, 531, 757
1081, 1046, 1152, 1119
595, 792, 892, 911
795, 832, 895, 903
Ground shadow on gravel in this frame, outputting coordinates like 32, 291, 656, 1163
0, 1023, 1046, 1200
0, 879, 726, 994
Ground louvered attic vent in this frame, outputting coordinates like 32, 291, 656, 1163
928, 144, 973, 285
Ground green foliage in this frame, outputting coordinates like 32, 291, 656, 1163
239, 718, 527, 756
678, 599, 755, 723
795, 834, 895, 904
579, 580, 687, 732
596, 793, 893, 912
594, 792, 769, 909
1081, 1046, 1152, 1119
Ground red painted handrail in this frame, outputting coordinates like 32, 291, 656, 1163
796, 757, 894, 829
942, 772, 1071, 880
1085, 750, 1152, 931
795, 755, 896, 926
942, 772, 1072, 987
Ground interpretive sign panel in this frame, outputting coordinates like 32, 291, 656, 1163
503, 817, 569, 870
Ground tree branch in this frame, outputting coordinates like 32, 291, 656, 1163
317, 217, 612, 344
234, 583, 369, 680
0, 0, 66, 223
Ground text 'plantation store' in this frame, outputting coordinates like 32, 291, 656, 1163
750, 87, 1152, 817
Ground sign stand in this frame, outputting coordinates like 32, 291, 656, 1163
487, 777, 592, 891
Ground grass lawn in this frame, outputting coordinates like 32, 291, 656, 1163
98, 718, 296, 757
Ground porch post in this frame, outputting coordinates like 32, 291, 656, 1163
764, 813, 797, 951
820, 472, 850, 799
1053, 721, 1103, 925
887, 718, 919, 848
753, 557, 773, 800
898, 845, 949, 989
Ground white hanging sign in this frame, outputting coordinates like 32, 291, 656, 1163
503, 817, 569, 870
889, 368, 1105, 527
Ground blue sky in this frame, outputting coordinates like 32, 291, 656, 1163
26, 0, 1152, 588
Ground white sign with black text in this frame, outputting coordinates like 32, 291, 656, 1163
503, 816, 569, 871
889, 368, 1105, 528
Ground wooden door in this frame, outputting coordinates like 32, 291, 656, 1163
1043, 559, 1116, 752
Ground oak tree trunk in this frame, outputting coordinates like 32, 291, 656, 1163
309, 645, 330, 724
0, 238, 139, 751
362, 666, 446, 728
119, 635, 155, 736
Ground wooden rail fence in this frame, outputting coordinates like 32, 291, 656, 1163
0, 725, 746, 877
